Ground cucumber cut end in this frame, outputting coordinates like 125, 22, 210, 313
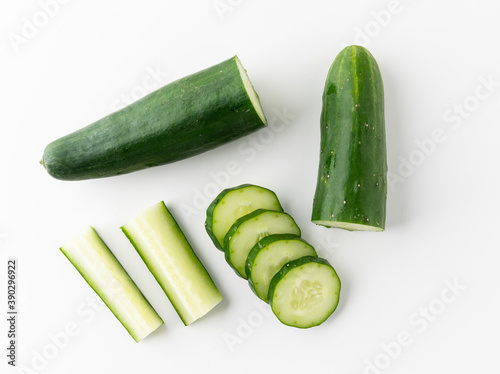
312, 220, 384, 232
235, 56, 267, 126
130, 319, 164, 343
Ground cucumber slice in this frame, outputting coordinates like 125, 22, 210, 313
60, 227, 163, 342
246, 234, 317, 302
268, 256, 341, 328
224, 209, 301, 279
121, 202, 223, 326
205, 184, 283, 251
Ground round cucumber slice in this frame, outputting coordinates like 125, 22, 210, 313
224, 209, 301, 279
205, 184, 283, 251
268, 256, 341, 328
246, 234, 317, 302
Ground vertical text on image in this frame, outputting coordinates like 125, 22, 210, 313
6, 259, 17, 367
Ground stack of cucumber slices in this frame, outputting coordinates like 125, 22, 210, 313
205, 184, 341, 328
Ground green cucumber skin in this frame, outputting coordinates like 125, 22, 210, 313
42, 56, 267, 181
268, 255, 341, 328
312, 45, 387, 230
223, 209, 301, 279
205, 184, 283, 251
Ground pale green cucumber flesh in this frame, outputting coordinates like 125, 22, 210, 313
205, 184, 283, 251
311, 221, 384, 232
224, 209, 301, 279
312, 45, 387, 231
246, 234, 317, 302
60, 227, 163, 342
269, 256, 341, 328
42, 56, 267, 181
121, 201, 222, 326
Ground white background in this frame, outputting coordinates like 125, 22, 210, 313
1, 0, 500, 373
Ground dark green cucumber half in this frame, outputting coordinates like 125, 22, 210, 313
246, 234, 317, 302
268, 256, 341, 328
312, 45, 387, 231
205, 184, 283, 251
224, 209, 301, 279
42, 56, 267, 180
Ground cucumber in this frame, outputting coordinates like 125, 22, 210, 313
224, 209, 301, 279
60, 227, 163, 342
42, 56, 267, 181
121, 201, 222, 326
312, 45, 387, 231
205, 184, 283, 251
268, 256, 341, 328
245, 234, 317, 302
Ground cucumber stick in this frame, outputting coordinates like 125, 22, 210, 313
60, 227, 163, 342
312, 45, 387, 231
42, 56, 267, 181
205, 184, 283, 251
268, 256, 341, 329
122, 201, 222, 326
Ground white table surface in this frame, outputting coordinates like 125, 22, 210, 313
2, 1, 499, 373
